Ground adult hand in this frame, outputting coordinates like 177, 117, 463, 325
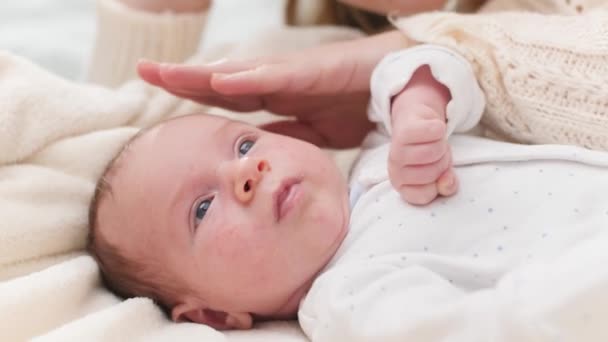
138, 31, 410, 148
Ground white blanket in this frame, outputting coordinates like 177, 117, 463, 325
0, 23, 365, 340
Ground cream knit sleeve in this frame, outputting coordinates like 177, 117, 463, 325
394, 9, 608, 150
87, 0, 207, 87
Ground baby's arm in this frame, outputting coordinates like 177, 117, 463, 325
390, 65, 455, 205
369, 45, 485, 205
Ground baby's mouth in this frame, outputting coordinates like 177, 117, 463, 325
273, 178, 302, 222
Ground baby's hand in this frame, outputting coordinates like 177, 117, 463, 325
389, 65, 458, 205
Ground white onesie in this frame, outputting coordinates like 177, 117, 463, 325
298, 46, 608, 342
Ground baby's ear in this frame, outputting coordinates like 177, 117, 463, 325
172, 303, 253, 330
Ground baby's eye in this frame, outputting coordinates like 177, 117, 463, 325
238, 139, 255, 157
195, 197, 213, 225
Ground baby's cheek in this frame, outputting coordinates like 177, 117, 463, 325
208, 222, 271, 268
307, 191, 348, 243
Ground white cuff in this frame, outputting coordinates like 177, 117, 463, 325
369, 44, 485, 137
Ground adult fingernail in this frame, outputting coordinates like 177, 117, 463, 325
211, 73, 229, 81
205, 58, 228, 66
159, 63, 179, 74
137, 59, 156, 66
213, 71, 250, 82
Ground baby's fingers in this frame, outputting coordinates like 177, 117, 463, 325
389, 139, 448, 166
398, 169, 458, 206
436, 168, 459, 197
391, 150, 452, 185
392, 117, 446, 145
398, 183, 438, 206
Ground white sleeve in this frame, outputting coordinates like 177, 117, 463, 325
368, 44, 485, 137
299, 232, 608, 342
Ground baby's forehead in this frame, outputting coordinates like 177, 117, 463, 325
143, 114, 231, 141
126, 114, 238, 159
107, 114, 238, 210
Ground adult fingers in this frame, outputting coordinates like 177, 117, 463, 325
210, 57, 349, 96
211, 62, 305, 95
166, 90, 266, 112
138, 58, 277, 92
137, 60, 166, 87
159, 59, 269, 91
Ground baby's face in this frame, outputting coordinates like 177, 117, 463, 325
100, 114, 349, 323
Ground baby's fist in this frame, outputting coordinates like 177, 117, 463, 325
388, 66, 458, 205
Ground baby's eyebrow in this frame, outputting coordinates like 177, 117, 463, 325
168, 165, 216, 228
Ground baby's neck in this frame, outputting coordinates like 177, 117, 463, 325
260, 220, 350, 321
267, 230, 349, 320
259, 276, 316, 321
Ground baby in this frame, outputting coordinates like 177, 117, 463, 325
89, 112, 351, 328
88, 46, 608, 340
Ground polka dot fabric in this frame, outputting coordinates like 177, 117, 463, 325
300, 136, 608, 341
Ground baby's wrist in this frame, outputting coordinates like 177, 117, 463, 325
390, 65, 451, 124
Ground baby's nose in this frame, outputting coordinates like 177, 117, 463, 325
234, 158, 270, 203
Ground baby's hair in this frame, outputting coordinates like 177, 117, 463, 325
86, 125, 183, 316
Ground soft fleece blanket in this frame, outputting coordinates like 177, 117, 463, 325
0, 26, 362, 341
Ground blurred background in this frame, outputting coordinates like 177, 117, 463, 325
0, 0, 286, 81
0, 0, 96, 80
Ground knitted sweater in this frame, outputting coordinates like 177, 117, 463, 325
397, 0, 608, 149
88, 0, 608, 150
87, 0, 207, 87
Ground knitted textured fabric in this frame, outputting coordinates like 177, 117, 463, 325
87, 0, 206, 87
396, 0, 608, 149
